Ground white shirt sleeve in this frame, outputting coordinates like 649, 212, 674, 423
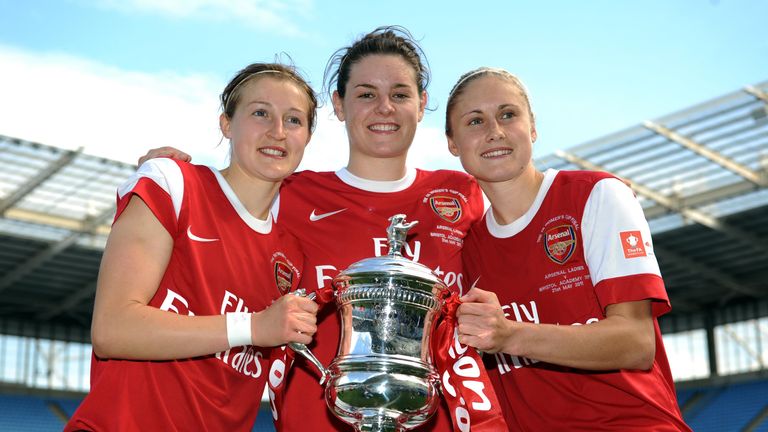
117, 158, 185, 220
581, 178, 661, 286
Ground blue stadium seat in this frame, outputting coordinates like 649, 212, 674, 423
0, 394, 69, 431
685, 379, 768, 432
676, 387, 698, 408
253, 407, 276, 431
55, 397, 84, 418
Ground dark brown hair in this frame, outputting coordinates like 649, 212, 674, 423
323, 25, 431, 99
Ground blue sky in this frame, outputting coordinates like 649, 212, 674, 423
0, 0, 766, 172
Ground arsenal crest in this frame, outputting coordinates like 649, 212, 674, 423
274, 261, 293, 294
544, 224, 577, 264
429, 196, 462, 223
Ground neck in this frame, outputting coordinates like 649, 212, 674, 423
478, 165, 544, 226
219, 166, 281, 220
346, 153, 408, 181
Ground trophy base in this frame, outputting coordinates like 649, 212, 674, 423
326, 354, 439, 431
356, 411, 405, 432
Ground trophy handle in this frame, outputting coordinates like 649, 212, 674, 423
288, 289, 330, 386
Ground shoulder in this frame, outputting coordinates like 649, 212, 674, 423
556, 169, 615, 186
552, 170, 629, 197
419, 168, 473, 181
119, 159, 180, 197
417, 168, 479, 190
281, 169, 336, 189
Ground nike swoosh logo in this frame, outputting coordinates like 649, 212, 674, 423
309, 208, 347, 222
187, 227, 219, 242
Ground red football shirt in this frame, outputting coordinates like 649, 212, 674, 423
270, 167, 485, 431
66, 159, 303, 431
463, 170, 690, 431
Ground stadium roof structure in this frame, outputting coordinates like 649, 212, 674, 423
1, 79, 767, 340
536, 80, 768, 317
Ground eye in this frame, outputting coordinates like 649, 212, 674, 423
358, 92, 375, 99
392, 92, 410, 100
468, 117, 483, 126
286, 116, 304, 126
252, 109, 268, 118
501, 111, 516, 120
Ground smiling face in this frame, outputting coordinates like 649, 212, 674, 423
220, 76, 312, 183
332, 54, 427, 164
447, 74, 537, 184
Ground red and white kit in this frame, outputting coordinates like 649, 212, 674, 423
270, 167, 486, 431
66, 159, 302, 431
463, 169, 691, 432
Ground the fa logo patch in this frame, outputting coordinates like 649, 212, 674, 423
430, 196, 462, 223
620, 231, 647, 258
544, 225, 577, 264
274, 261, 293, 294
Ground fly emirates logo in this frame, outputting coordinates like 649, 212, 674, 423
159, 288, 265, 380
312, 238, 465, 293
495, 300, 599, 375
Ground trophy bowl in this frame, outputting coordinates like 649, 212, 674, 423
291, 215, 447, 432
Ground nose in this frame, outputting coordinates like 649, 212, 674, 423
487, 120, 505, 142
268, 119, 287, 140
375, 97, 395, 115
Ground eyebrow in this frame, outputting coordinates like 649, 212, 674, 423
354, 83, 414, 90
247, 100, 307, 114
460, 103, 520, 118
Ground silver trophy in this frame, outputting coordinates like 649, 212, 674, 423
289, 214, 447, 432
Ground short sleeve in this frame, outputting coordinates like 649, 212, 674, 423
581, 178, 670, 316
115, 158, 185, 236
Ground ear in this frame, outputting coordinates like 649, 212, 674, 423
417, 90, 427, 122
530, 123, 538, 143
219, 113, 231, 139
332, 91, 345, 122
447, 134, 460, 157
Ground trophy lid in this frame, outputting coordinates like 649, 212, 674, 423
334, 214, 445, 286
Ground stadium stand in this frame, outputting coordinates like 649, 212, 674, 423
1, 78, 766, 430
0, 394, 76, 431
679, 376, 768, 431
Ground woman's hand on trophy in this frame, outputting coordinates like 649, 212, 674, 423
251, 295, 319, 347
457, 287, 515, 354
137, 146, 192, 166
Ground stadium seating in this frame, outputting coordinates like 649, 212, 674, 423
0, 394, 77, 431
0, 393, 278, 431
2, 379, 768, 431
680, 378, 768, 431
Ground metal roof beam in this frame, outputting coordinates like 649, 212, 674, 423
3, 207, 112, 235
38, 280, 97, 321
553, 150, 768, 254
0, 205, 114, 294
642, 121, 767, 188
642, 178, 759, 219
0, 147, 83, 214
654, 246, 762, 298
744, 85, 768, 104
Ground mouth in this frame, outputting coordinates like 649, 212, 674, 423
368, 123, 400, 132
481, 148, 513, 158
259, 147, 287, 157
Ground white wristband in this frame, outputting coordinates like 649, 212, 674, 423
226, 312, 252, 348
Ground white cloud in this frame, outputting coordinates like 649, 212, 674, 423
0, 44, 228, 167
89, 0, 312, 36
409, 124, 465, 173
0, 45, 464, 178
298, 107, 348, 172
